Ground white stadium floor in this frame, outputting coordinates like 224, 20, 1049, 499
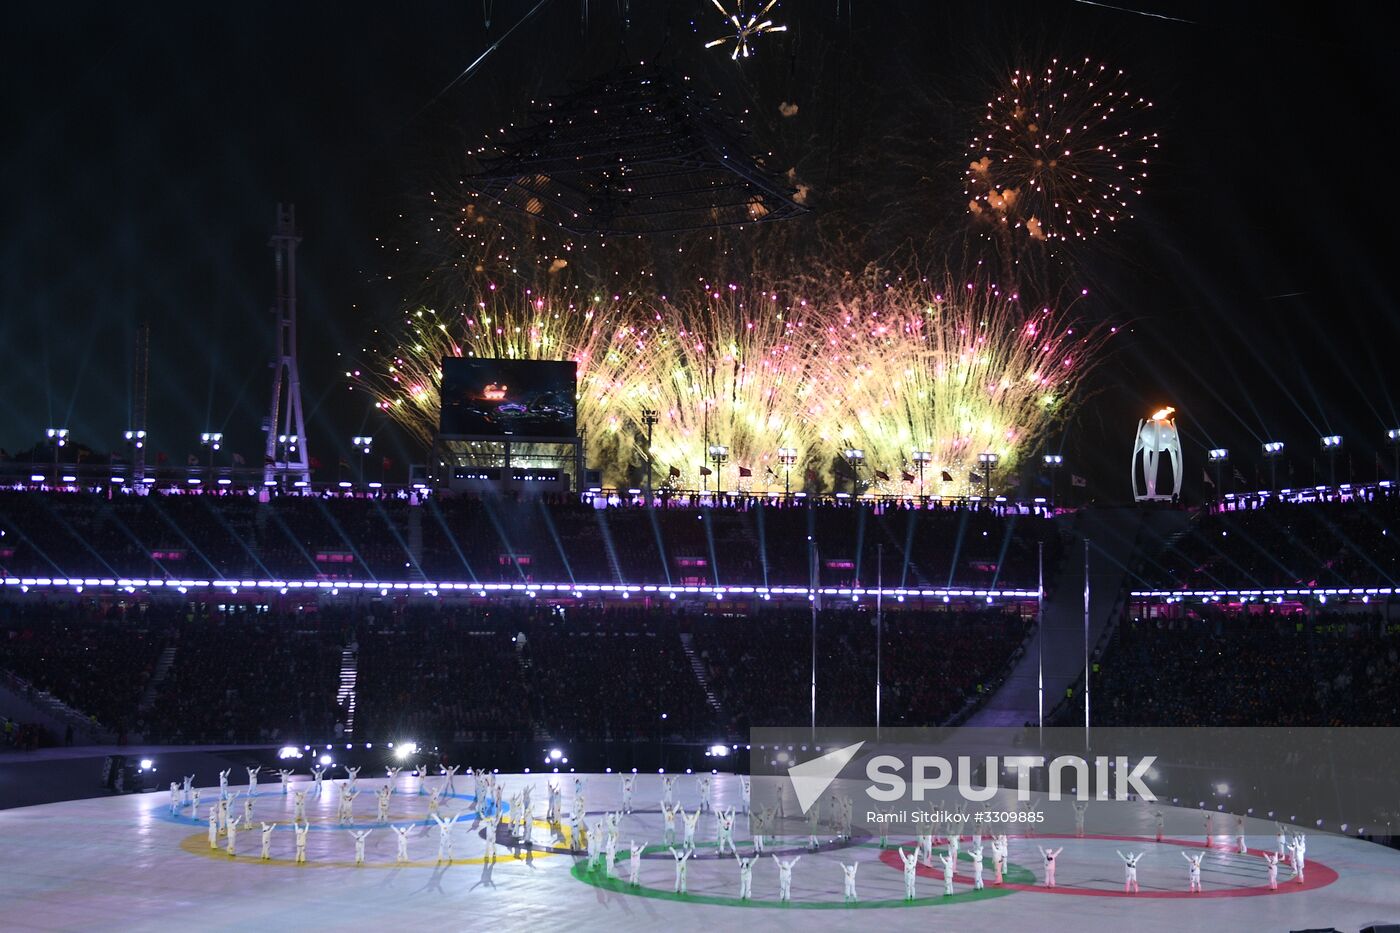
2, 772, 1398, 932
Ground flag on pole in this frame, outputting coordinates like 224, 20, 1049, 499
874, 469, 891, 482
1071, 474, 1087, 487
969, 471, 982, 484
940, 470, 953, 482
186, 454, 199, 466
1202, 467, 1215, 486
1234, 467, 1246, 485
901, 471, 915, 483
669, 465, 681, 478
738, 466, 753, 477
232, 452, 246, 466
699, 466, 713, 476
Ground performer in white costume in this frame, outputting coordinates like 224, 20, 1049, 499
1183, 851, 1204, 893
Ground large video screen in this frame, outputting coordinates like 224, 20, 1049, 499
439, 357, 577, 438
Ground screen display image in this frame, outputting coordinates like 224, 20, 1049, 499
439, 357, 577, 437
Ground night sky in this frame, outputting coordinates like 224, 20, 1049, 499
3, 1, 1396, 499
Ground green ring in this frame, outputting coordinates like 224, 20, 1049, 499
570, 845, 1032, 909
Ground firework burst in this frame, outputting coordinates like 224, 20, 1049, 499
353, 270, 1110, 494
810, 271, 1111, 494
704, 0, 788, 60
350, 284, 634, 449
584, 283, 835, 488
965, 57, 1159, 246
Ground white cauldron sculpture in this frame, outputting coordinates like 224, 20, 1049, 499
1132, 406, 1182, 502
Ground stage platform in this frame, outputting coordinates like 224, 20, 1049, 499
1, 771, 1397, 931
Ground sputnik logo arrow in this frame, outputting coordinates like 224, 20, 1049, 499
788, 741, 865, 814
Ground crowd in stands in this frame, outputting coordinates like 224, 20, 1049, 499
141, 606, 345, 743
415, 494, 1058, 587
1, 714, 45, 750
0, 597, 1030, 746
0, 489, 1059, 588
0, 600, 169, 737
1085, 610, 1400, 726
354, 604, 531, 742
1136, 489, 1400, 590
690, 608, 1030, 731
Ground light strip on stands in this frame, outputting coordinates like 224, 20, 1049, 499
1131, 587, 1394, 600
0, 576, 1039, 601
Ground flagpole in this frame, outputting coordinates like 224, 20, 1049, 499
1083, 537, 1091, 750
876, 542, 883, 741
1037, 541, 1044, 744
810, 536, 818, 739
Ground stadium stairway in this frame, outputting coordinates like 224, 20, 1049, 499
0, 674, 110, 745
592, 510, 626, 584
137, 645, 178, 714
406, 507, 426, 581
336, 642, 358, 736
966, 506, 1189, 727
678, 633, 723, 715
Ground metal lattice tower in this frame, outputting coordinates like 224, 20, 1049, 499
465, 65, 808, 236
263, 204, 311, 483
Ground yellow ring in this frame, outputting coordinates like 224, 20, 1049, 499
178, 819, 561, 868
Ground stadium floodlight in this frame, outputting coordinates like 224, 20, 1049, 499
842, 447, 864, 497
45, 428, 69, 482
1389, 429, 1400, 483
1206, 448, 1229, 496
1320, 434, 1343, 486
707, 444, 729, 494
911, 450, 932, 498
200, 432, 223, 471
777, 446, 798, 495
640, 409, 659, 494
352, 435, 373, 482
1042, 453, 1064, 506
1262, 441, 1285, 491
977, 451, 999, 500
124, 429, 147, 449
